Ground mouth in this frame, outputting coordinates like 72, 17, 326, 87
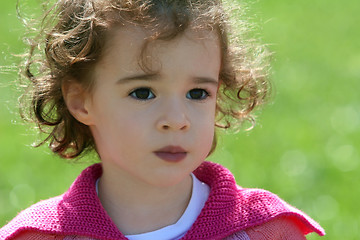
154, 146, 187, 163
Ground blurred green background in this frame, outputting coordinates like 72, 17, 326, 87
1, 0, 359, 239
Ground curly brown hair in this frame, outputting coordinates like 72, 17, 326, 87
19, 0, 270, 159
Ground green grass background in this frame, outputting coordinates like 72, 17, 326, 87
1, 0, 359, 239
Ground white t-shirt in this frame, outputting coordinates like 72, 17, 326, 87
96, 173, 210, 240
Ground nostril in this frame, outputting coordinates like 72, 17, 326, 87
180, 125, 188, 131
157, 117, 190, 131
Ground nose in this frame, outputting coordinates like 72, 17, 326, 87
156, 98, 190, 132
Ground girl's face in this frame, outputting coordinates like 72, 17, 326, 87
85, 26, 221, 187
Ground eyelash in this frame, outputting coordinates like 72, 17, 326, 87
129, 87, 155, 100
128, 88, 211, 101
186, 88, 210, 100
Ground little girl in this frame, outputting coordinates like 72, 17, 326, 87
1, 0, 325, 239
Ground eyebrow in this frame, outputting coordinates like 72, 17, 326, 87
117, 73, 160, 84
192, 77, 219, 86
117, 74, 218, 86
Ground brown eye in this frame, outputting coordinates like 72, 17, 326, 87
129, 88, 155, 100
186, 89, 209, 100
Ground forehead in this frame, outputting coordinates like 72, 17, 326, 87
98, 25, 220, 70
91, 25, 222, 95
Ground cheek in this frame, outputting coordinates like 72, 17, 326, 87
91, 113, 146, 159
204, 103, 217, 150
193, 108, 216, 152
107, 107, 153, 144
196, 125, 215, 160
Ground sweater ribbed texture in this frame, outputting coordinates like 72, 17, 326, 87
0, 161, 325, 240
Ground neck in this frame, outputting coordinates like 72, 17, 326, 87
98, 162, 193, 235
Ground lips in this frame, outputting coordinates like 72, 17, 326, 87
154, 146, 187, 162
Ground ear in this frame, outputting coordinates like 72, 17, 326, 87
62, 79, 94, 125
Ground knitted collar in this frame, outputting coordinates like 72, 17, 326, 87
1, 161, 325, 240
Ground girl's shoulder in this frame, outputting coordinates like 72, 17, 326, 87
244, 216, 309, 240
233, 187, 324, 236
0, 164, 119, 240
0, 195, 65, 240
190, 161, 325, 238
223, 216, 309, 240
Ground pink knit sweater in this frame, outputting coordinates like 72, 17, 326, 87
0, 161, 325, 240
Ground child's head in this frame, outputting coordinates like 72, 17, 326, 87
20, 0, 269, 159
